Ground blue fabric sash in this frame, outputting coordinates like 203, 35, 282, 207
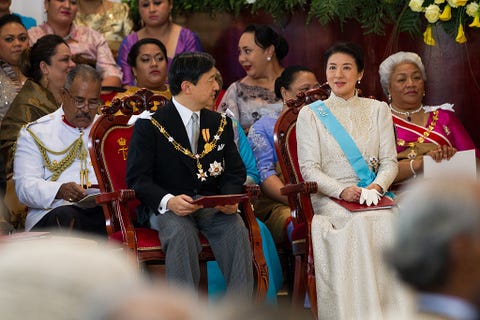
308, 100, 376, 188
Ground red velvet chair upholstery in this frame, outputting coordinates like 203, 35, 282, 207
88, 89, 268, 300
273, 84, 330, 319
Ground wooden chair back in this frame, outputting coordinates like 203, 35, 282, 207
88, 89, 268, 300
273, 84, 330, 319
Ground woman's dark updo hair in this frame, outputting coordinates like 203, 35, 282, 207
127, 38, 167, 68
323, 42, 365, 73
274, 65, 313, 99
0, 14, 25, 31
243, 24, 289, 61
20, 34, 69, 83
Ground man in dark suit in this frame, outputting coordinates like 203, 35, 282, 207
126, 52, 253, 295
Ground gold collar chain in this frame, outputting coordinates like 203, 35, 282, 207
397, 110, 439, 159
26, 128, 91, 187
150, 113, 227, 180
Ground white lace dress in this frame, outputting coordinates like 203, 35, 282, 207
296, 93, 413, 319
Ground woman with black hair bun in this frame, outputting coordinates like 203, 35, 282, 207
219, 24, 288, 132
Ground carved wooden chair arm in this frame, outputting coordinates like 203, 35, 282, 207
96, 189, 136, 204
280, 181, 318, 196
244, 184, 260, 200
96, 189, 137, 245
241, 184, 268, 300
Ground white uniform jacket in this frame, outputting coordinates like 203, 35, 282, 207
14, 108, 98, 231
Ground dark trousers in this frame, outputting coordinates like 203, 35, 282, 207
32, 205, 107, 237
149, 207, 254, 296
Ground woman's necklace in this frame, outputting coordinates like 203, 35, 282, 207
0, 59, 23, 92
389, 104, 423, 122
396, 110, 439, 159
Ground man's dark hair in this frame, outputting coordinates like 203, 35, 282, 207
168, 52, 215, 96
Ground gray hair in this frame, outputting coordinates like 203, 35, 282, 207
378, 51, 427, 95
0, 234, 143, 320
64, 64, 102, 91
386, 178, 480, 291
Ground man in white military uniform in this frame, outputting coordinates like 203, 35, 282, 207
14, 64, 105, 235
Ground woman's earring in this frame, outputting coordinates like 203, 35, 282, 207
387, 93, 392, 103
266, 56, 272, 61
423, 91, 426, 97
357, 80, 361, 85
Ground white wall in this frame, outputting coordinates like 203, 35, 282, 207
11, 0, 44, 24
10, 0, 123, 25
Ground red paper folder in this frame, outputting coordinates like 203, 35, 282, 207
191, 194, 248, 207
330, 196, 396, 212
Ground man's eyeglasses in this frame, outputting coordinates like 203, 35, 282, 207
64, 88, 101, 110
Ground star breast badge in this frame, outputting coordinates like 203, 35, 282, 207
208, 160, 223, 177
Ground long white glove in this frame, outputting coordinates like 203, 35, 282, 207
359, 188, 382, 206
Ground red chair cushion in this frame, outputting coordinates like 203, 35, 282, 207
110, 228, 211, 250
100, 125, 140, 217
101, 125, 131, 190
110, 228, 161, 249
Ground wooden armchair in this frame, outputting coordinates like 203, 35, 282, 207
273, 84, 330, 319
88, 89, 268, 300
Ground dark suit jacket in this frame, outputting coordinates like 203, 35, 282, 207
126, 101, 246, 223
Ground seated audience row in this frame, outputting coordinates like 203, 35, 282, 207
1, 4, 479, 315
16, 0, 202, 89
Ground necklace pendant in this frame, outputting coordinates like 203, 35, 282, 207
197, 169, 208, 181
407, 115, 411, 122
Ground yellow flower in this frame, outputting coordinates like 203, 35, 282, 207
456, 23, 467, 43
469, 14, 480, 27
434, 0, 445, 3
425, 4, 441, 23
423, 24, 436, 45
409, 0, 424, 12
447, 0, 468, 7
439, 4, 452, 20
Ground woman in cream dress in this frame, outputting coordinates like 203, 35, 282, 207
296, 42, 412, 319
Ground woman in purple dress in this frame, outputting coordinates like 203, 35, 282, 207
117, 0, 202, 86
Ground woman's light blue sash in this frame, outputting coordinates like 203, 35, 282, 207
308, 100, 376, 187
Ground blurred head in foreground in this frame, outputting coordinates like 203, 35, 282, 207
0, 233, 143, 320
386, 177, 480, 308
